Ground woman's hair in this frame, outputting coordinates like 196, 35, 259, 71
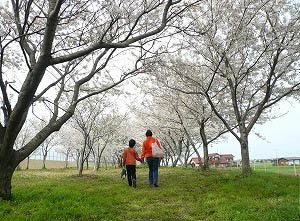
129, 139, 136, 147
145, 130, 153, 137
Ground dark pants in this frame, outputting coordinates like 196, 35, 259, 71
126, 165, 136, 186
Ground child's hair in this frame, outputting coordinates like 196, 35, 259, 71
146, 130, 152, 137
129, 139, 136, 147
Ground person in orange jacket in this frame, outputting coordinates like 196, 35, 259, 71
122, 139, 142, 188
141, 130, 162, 187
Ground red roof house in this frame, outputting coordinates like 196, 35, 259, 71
191, 153, 234, 168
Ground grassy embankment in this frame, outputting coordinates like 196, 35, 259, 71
0, 166, 299, 221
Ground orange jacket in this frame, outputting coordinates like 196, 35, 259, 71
122, 147, 141, 166
141, 136, 161, 160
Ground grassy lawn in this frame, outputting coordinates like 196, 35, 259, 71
251, 163, 300, 176
0, 167, 299, 221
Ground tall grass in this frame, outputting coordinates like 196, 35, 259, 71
0, 167, 299, 221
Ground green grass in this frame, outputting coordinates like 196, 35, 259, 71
0, 167, 299, 221
251, 163, 300, 175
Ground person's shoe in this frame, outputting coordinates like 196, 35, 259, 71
154, 184, 159, 187
132, 179, 136, 188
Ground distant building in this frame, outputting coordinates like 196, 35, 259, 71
191, 157, 202, 167
273, 157, 300, 166
191, 153, 234, 168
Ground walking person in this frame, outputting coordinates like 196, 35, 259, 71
122, 139, 142, 188
141, 130, 162, 187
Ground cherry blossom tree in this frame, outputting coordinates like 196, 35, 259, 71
40, 135, 56, 169
71, 96, 112, 175
133, 77, 202, 167
0, 0, 202, 200
87, 103, 127, 172
56, 125, 81, 169
153, 0, 300, 175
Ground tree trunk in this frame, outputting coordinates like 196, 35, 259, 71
77, 153, 84, 176
42, 154, 47, 169
93, 157, 98, 172
64, 153, 68, 169
199, 120, 209, 171
86, 158, 89, 170
76, 154, 80, 169
95, 155, 101, 172
184, 128, 201, 165
240, 134, 251, 176
172, 138, 183, 167
26, 156, 30, 169
78, 161, 83, 176
98, 142, 107, 171
0, 163, 15, 200
183, 139, 190, 168
202, 142, 209, 170
172, 159, 178, 167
